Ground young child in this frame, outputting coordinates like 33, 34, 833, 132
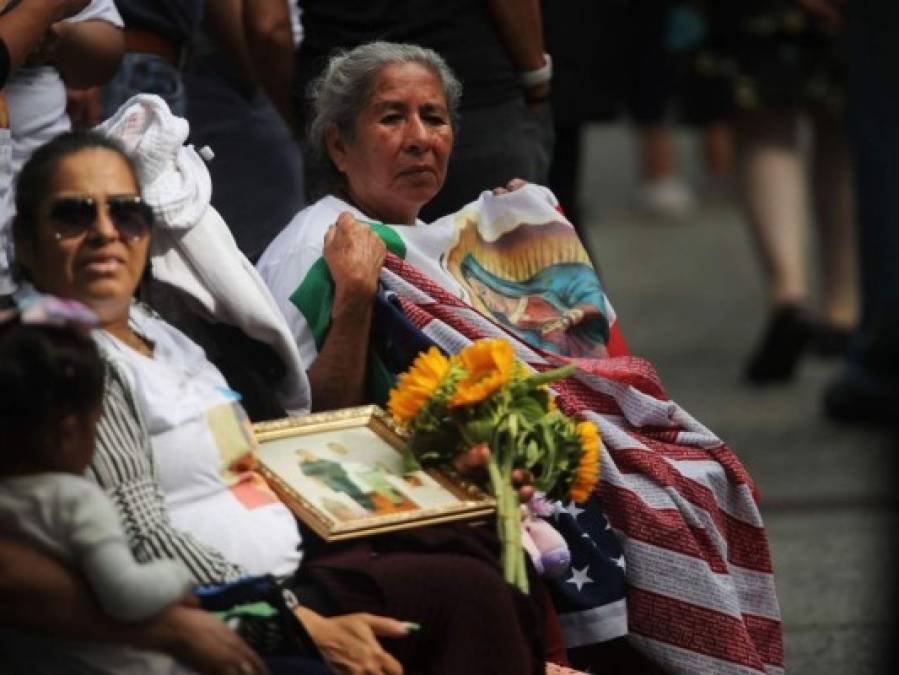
0, 296, 193, 673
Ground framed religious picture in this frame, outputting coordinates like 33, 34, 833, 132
252, 405, 495, 541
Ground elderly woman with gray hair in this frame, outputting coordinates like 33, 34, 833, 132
260, 41, 517, 411
259, 40, 785, 675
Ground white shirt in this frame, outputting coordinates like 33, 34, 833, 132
257, 194, 465, 369
95, 304, 303, 578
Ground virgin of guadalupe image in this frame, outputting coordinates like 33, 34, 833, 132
459, 254, 610, 359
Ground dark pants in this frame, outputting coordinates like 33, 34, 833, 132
184, 72, 305, 262
846, 3, 899, 377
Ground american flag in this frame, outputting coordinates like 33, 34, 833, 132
379, 252, 784, 675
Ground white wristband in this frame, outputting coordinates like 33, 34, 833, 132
519, 53, 552, 88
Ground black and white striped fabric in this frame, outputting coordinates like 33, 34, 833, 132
88, 359, 245, 585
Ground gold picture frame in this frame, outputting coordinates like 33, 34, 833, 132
252, 405, 495, 542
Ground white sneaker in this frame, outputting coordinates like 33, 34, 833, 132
634, 178, 697, 220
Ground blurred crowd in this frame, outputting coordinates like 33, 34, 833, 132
0, 0, 897, 672
3, 1, 897, 430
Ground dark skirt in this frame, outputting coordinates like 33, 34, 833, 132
298, 523, 546, 675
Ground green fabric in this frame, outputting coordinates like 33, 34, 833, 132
288, 221, 406, 406
289, 257, 334, 351
214, 601, 279, 622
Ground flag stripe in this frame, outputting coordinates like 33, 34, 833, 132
628, 587, 768, 670
619, 536, 781, 620
629, 635, 773, 675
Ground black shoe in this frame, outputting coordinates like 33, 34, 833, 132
744, 305, 814, 384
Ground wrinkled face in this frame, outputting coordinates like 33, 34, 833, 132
17, 148, 150, 326
327, 62, 454, 224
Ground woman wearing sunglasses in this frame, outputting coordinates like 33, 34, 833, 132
7, 130, 543, 675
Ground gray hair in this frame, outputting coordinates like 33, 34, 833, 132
306, 41, 462, 199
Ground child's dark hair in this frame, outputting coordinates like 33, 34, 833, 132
0, 321, 105, 457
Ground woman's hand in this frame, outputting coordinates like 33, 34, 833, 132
453, 443, 535, 503
145, 605, 269, 675
294, 606, 409, 675
492, 178, 529, 196
324, 212, 387, 304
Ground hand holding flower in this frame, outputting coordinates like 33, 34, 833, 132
452, 444, 535, 503
388, 339, 601, 593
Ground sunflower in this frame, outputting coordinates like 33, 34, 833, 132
570, 420, 601, 503
449, 338, 515, 407
388, 346, 451, 426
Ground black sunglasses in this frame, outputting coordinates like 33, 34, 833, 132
48, 196, 154, 241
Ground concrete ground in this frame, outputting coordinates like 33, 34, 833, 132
576, 124, 897, 674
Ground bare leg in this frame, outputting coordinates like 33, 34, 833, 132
737, 108, 814, 382
737, 109, 808, 307
810, 110, 857, 331
635, 124, 695, 218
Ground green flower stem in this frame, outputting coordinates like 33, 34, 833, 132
509, 481, 528, 592
487, 457, 527, 594
522, 364, 576, 387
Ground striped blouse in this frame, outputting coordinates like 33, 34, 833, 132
87, 359, 245, 585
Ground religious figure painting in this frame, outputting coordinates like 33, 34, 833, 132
443, 212, 611, 359
253, 406, 494, 541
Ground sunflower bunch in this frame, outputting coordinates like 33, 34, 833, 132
387, 338, 601, 593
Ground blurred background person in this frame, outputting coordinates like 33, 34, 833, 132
666, 0, 737, 201
625, 0, 697, 220
720, 2, 856, 384
184, 0, 305, 261
822, 1, 899, 425
102, 0, 304, 262
545, 0, 700, 230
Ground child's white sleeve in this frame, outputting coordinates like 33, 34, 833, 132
66, 480, 192, 621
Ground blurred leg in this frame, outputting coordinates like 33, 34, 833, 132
810, 110, 857, 332
634, 123, 695, 218
639, 124, 675, 182
702, 120, 735, 180
738, 108, 814, 382
737, 109, 807, 307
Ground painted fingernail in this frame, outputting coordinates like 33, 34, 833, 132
406, 622, 421, 633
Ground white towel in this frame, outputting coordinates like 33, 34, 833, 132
97, 94, 311, 414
